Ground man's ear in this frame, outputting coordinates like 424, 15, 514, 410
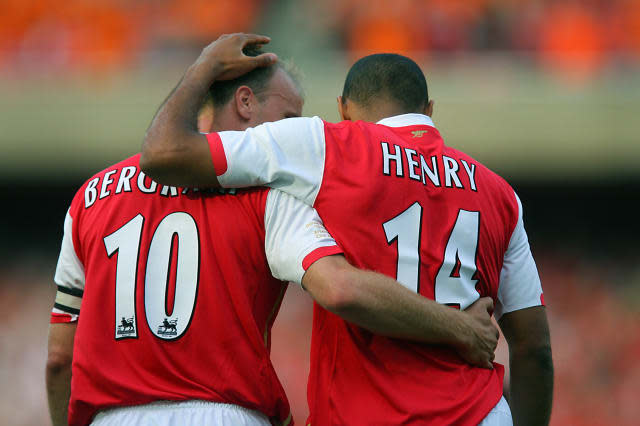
337, 96, 350, 121
234, 86, 255, 121
424, 99, 434, 117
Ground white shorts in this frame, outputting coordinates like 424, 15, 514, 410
478, 396, 513, 426
90, 400, 272, 426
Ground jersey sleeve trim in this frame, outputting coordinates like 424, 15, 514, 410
302, 246, 344, 271
54, 285, 83, 314
264, 189, 342, 284
213, 117, 326, 206
53, 209, 86, 320
206, 132, 228, 176
54, 302, 80, 315
57, 284, 84, 298
495, 191, 544, 320
50, 311, 77, 324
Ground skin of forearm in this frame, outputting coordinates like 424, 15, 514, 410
508, 345, 554, 426
47, 323, 77, 426
46, 363, 72, 426
324, 268, 472, 348
141, 64, 216, 185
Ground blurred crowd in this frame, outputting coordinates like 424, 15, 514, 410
2, 0, 639, 76
528, 255, 640, 425
0, 0, 265, 73
315, 0, 640, 68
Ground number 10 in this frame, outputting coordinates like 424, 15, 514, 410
104, 212, 200, 340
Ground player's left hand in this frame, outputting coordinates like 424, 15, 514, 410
190, 33, 278, 82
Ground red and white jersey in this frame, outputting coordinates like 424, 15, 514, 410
206, 114, 544, 425
52, 154, 342, 426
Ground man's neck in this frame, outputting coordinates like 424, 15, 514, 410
210, 111, 249, 133
354, 102, 418, 124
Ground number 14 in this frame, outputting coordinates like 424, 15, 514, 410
383, 203, 480, 309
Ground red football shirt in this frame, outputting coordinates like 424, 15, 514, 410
51, 154, 342, 425
207, 113, 544, 425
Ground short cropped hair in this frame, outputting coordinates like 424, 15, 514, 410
341, 53, 428, 113
209, 46, 290, 107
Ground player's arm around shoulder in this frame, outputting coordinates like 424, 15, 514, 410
46, 321, 77, 426
263, 189, 499, 368
140, 33, 277, 187
302, 256, 500, 369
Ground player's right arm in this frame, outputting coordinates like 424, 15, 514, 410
264, 190, 499, 368
141, 33, 325, 202
47, 208, 85, 425
496, 193, 553, 425
499, 306, 552, 426
46, 322, 76, 426
140, 33, 277, 187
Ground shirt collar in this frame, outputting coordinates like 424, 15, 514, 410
376, 113, 435, 128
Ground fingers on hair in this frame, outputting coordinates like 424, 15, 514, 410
242, 34, 271, 44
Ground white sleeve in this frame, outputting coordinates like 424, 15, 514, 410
209, 116, 326, 206
495, 192, 544, 320
52, 210, 85, 320
264, 189, 343, 284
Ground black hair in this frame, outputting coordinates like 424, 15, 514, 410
341, 53, 428, 113
209, 46, 279, 107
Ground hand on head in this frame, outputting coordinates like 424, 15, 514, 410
193, 33, 278, 82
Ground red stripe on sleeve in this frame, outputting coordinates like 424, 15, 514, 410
540, 293, 545, 306
50, 312, 74, 324
302, 246, 344, 271
206, 133, 228, 176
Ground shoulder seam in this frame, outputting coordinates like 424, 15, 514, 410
310, 117, 327, 206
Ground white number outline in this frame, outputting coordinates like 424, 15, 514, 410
383, 205, 481, 309
104, 212, 200, 341
104, 214, 144, 340
145, 212, 200, 341
434, 210, 481, 309
383, 202, 422, 293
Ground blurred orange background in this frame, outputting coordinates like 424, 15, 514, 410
1, 1, 639, 425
